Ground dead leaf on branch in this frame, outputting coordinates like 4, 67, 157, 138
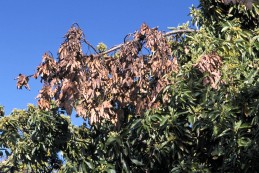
194, 54, 223, 89
34, 53, 57, 81
36, 85, 54, 110
16, 74, 30, 90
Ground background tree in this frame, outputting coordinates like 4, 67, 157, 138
1, 0, 259, 172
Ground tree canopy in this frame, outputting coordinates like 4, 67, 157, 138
1, 0, 259, 172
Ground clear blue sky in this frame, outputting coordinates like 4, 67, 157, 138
0, 0, 199, 126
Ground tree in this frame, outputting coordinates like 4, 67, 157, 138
1, 0, 259, 172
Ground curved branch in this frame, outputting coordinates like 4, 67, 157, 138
83, 39, 99, 54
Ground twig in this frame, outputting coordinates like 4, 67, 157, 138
83, 39, 99, 54
14, 74, 33, 80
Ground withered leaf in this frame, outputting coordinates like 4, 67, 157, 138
26, 23, 180, 127
16, 74, 30, 90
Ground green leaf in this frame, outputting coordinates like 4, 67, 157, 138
221, 26, 229, 32
234, 121, 242, 132
239, 123, 251, 129
85, 161, 94, 169
25, 154, 31, 161
217, 128, 232, 138
130, 119, 142, 129
131, 159, 144, 166
106, 169, 116, 173
160, 116, 169, 127
106, 136, 121, 146
238, 137, 251, 147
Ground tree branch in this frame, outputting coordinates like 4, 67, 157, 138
163, 29, 196, 37
99, 28, 197, 56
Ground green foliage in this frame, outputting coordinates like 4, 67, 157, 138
97, 42, 107, 53
0, 105, 69, 172
1, 0, 259, 172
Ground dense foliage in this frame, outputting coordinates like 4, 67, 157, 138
1, 0, 259, 172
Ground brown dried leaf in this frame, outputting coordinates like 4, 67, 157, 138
16, 74, 30, 90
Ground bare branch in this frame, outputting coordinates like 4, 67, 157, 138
99, 43, 124, 56
163, 29, 196, 37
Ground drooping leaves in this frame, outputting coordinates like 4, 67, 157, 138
19, 23, 179, 126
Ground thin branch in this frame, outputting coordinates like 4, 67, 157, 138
98, 28, 197, 56
14, 74, 33, 80
83, 39, 99, 54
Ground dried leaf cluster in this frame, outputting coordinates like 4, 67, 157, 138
194, 54, 223, 89
18, 24, 178, 125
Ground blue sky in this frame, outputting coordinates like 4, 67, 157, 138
0, 0, 199, 126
